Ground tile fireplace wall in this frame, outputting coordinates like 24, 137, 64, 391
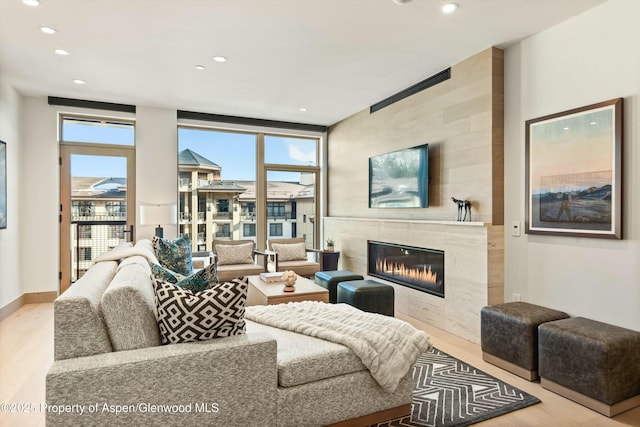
323, 217, 504, 344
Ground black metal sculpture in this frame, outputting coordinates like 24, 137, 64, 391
452, 197, 472, 222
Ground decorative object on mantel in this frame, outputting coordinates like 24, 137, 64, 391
282, 270, 297, 292
525, 97, 623, 239
325, 237, 335, 252
451, 197, 472, 222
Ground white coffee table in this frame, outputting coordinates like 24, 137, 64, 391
246, 274, 329, 306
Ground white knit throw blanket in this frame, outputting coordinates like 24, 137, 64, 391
245, 301, 432, 392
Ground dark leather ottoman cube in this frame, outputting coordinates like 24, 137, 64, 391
539, 317, 640, 417
481, 302, 569, 380
314, 270, 363, 303
337, 280, 394, 316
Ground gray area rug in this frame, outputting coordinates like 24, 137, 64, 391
370, 347, 541, 426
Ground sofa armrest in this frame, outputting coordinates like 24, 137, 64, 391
46, 332, 277, 427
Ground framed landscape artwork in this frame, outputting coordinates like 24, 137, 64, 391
0, 140, 6, 229
525, 98, 623, 239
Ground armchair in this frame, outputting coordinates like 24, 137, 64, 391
267, 238, 322, 278
212, 240, 266, 281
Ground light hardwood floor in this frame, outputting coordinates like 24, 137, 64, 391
0, 304, 638, 427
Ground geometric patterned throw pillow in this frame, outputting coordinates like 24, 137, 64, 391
153, 277, 248, 345
151, 263, 218, 293
152, 235, 193, 276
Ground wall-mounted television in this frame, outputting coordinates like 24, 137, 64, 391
369, 143, 429, 208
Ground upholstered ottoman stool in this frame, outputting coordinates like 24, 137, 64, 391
480, 302, 569, 380
337, 280, 394, 316
314, 270, 364, 303
539, 317, 640, 417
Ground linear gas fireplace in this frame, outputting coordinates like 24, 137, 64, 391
368, 240, 444, 298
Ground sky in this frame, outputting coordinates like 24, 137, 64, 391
66, 122, 317, 182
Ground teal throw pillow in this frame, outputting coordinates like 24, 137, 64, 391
153, 235, 193, 276
150, 263, 185, 284
151, 262, 218, 293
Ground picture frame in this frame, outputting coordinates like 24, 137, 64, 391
0, 140, 6, 229
525, 98, 623, 239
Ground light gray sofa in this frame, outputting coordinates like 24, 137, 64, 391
46, 239, 413, 427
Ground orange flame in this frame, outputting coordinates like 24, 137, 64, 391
375, 258, 438, 284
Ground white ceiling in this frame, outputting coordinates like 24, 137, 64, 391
0, 0, 604, 127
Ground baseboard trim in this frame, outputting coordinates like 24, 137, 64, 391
541, 377, 640, 417
0, 291, 57, 321
324, 404, 411, 427
482, 351, 538, 381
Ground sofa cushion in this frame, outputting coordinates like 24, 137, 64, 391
245, 320, 365, 387
151, 262, 218, 292
215, 242, 254, 265
102, 261, 161, 351
271, 242, 307, 261
152, 235, 192, 275
153, 277, 248, 345
54, 261, 117, 360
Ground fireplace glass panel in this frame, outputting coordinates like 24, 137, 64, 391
368, 240, 444, 298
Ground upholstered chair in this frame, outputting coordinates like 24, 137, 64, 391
212, 240, 265, 281
266, 238, 322, 278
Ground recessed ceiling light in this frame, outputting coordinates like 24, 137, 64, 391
299, 107, 308, 112
563, 127, 570, 130
589, 121, 597, 125
392, 0, 412, 4
441, 3, 459, 14
212, 56, 227, 63
195, 65, 205, 70
22, 0, 40, 6
54, 48, 69, 56
40, 26, 56, 34
72, 79, 86, 85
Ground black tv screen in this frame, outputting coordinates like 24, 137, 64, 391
369, 144, 429, 208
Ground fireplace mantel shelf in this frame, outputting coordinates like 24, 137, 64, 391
323, 217, 489, 227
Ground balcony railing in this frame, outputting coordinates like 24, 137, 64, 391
267, 212, 296, 221
72, 214, 127, 222
71, 220, 127, 282
215, 231, 231, 238
214, 211, 231, 219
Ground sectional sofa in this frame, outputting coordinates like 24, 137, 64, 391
46, 239, 416, 426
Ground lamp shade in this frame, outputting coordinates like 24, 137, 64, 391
139, 204, 177, 226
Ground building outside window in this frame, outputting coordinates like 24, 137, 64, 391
216, 223, 231, 238
78, 224, 91, 239
269, 223, 283, 237
243, 223, 256, 237
177, 126, 320, 251
108, 224, 124, 239
79, 247, 92, 261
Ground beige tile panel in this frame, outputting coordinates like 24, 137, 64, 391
322, 217, 504, 344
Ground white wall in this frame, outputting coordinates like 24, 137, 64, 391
504, 0, 640, 331
8, 97, 178, 301
0, 78, 23, 308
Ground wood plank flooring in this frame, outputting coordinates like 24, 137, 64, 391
0, 304, 638, 426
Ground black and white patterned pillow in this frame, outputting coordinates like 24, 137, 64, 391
153, 276, 248, 345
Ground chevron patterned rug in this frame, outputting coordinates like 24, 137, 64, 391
370, 348, 540, 427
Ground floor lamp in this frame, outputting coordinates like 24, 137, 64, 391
140, 204, 177, 238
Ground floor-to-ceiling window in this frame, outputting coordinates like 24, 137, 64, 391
59, 115, 136, 292
177, 125, 320, 251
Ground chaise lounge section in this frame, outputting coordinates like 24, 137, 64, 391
46, 239, 418, 426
